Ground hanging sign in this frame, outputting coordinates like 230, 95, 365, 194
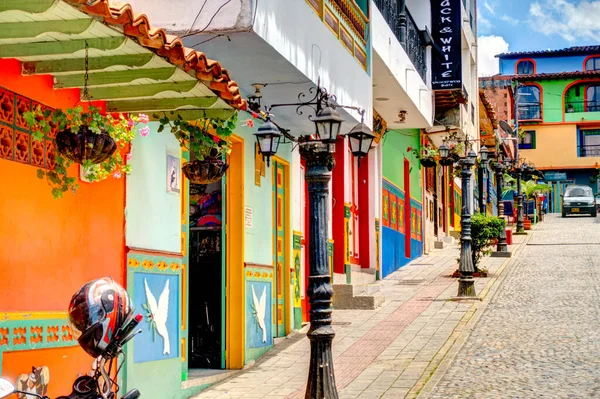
431, 0, 462, 90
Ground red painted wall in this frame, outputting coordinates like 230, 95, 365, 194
0, 58, 125, 311
332, 137, 346, 274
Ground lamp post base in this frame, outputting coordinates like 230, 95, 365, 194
457, 275, 477, 297
514, 231, 528, 236
306, 326, 338, 399
491, 251, 512, 258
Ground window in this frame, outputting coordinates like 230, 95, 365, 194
517, 85, 541, 120
585, 57, 600, 71
518, 130, 536, 150
516, 60, 535, 75
580, 129, 600, 157
586, 86, 600, 112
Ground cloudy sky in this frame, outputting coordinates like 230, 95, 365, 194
477, 0, 600, 76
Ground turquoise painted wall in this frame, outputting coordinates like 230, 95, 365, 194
233, 122, 293, 266
231, 119, 294, 365
126, 122, 182, 253
382, 129, 422, 202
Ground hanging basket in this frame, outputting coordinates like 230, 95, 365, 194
55, 126, 117, 165
439, 157, 454, 166
420, 158, 437, 168
182, 159, 229, 185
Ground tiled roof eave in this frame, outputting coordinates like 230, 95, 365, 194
67, 0, 247, 111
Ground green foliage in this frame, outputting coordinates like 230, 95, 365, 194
155, 112, 238, 161
409, 144, 438, 160
502, 174, 551, 199
471, 213, 505, 268
24, 105, 145, 198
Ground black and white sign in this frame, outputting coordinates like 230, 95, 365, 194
431, 0, 462, 90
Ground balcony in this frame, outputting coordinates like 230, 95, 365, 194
373, 0, 427, 82
564, 100, 600, 123
579, 145, 600, 157
517, 103, 542, 121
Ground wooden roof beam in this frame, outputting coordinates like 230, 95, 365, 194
0, 36, 125, 58
105, 97, 218, 113
0, 18, 93, 39
84, 80, 198, 100
54, 67, 176, 88
23, 53, 154, 75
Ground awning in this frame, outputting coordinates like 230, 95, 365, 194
0, 0, 246, 119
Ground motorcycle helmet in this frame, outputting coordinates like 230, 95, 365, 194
68, 277, 133, 358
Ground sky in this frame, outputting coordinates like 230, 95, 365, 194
477, 0, 600, 76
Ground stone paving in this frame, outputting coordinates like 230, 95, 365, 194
423, 215, 600, 398
191, 229, 527, 399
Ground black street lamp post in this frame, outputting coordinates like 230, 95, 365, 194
515, 164, 526, 234
458, 149, 477, 297
440, 143, 477, 298
251, 83, 374, 399
300, 142, 338, 398
478, 146, 489, 214
494, 158, 509, 254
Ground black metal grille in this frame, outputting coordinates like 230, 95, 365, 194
373, 0, 427, 82
579, 144, 600, 157
565, 101, 600, 113
517, 103, 542, 120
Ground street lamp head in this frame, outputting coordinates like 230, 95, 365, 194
439, 143, 450, 159
254, 118, 282, 166
480, 145, 489, 162
312, 106, 344, 144
343, 122, 375, 160
468, 148, 477, 161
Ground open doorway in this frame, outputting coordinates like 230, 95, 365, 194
188, 180, 225, 369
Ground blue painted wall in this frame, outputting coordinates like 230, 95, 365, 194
500, 54, 593, 75
381, 179, 423, 278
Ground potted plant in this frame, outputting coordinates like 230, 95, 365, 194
410, 145, 438, 168
157, 113, 238, 184
24, 105, 147, 198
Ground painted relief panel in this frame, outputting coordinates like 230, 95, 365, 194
246, 281, 273, 348
382, 190, 390, 227
398, 199, 405, 231
390, 195, 398, 230
133, 273, 179, 363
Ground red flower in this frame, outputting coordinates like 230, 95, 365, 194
407, 146, 413, 152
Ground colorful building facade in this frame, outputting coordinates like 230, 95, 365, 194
498, 46, 600, 210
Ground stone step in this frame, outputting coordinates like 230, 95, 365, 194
332, 283, 385, 310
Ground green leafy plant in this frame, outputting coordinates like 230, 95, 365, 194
502, 175, 551, 199
24, 105, 147, 198
156, 112, 238, 161
471, 213, 506, 269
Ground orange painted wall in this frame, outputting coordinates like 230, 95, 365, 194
3, 347, 91, 398
0, 58, 125, 312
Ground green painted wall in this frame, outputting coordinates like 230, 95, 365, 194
537, 79, 572, 123
382, 129, 422, 202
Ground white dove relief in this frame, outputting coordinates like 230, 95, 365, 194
144, 278, 171, 355
252, 285, 267, 343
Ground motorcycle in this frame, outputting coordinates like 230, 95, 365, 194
0, 313, 143, 399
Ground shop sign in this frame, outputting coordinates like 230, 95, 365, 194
431, 0, 462, 90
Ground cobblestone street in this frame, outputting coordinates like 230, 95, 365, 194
425, 215, 600, 398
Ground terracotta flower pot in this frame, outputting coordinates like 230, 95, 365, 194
55, 126, 116, 165
182, 159, 229, 185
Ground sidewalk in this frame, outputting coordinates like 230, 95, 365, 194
191, 233, 530, 399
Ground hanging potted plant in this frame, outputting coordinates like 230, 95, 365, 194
411, 144, 438, 168
24, 105, 148, 198
157, 113, 238, 184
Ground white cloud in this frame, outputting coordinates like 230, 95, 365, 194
528, 0, 600, 42
477, 35, 510, 77
499, 14, 519, 26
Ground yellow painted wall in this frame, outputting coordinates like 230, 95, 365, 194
520, 124, 600, 169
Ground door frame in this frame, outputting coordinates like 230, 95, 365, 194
271, 156, 291, 337
225, 134, 244, 369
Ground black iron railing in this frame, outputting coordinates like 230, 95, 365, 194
517, 103, 542, 121
565, 101, 600, 113
373, 0, 427, 82
579, 144, 600, 157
